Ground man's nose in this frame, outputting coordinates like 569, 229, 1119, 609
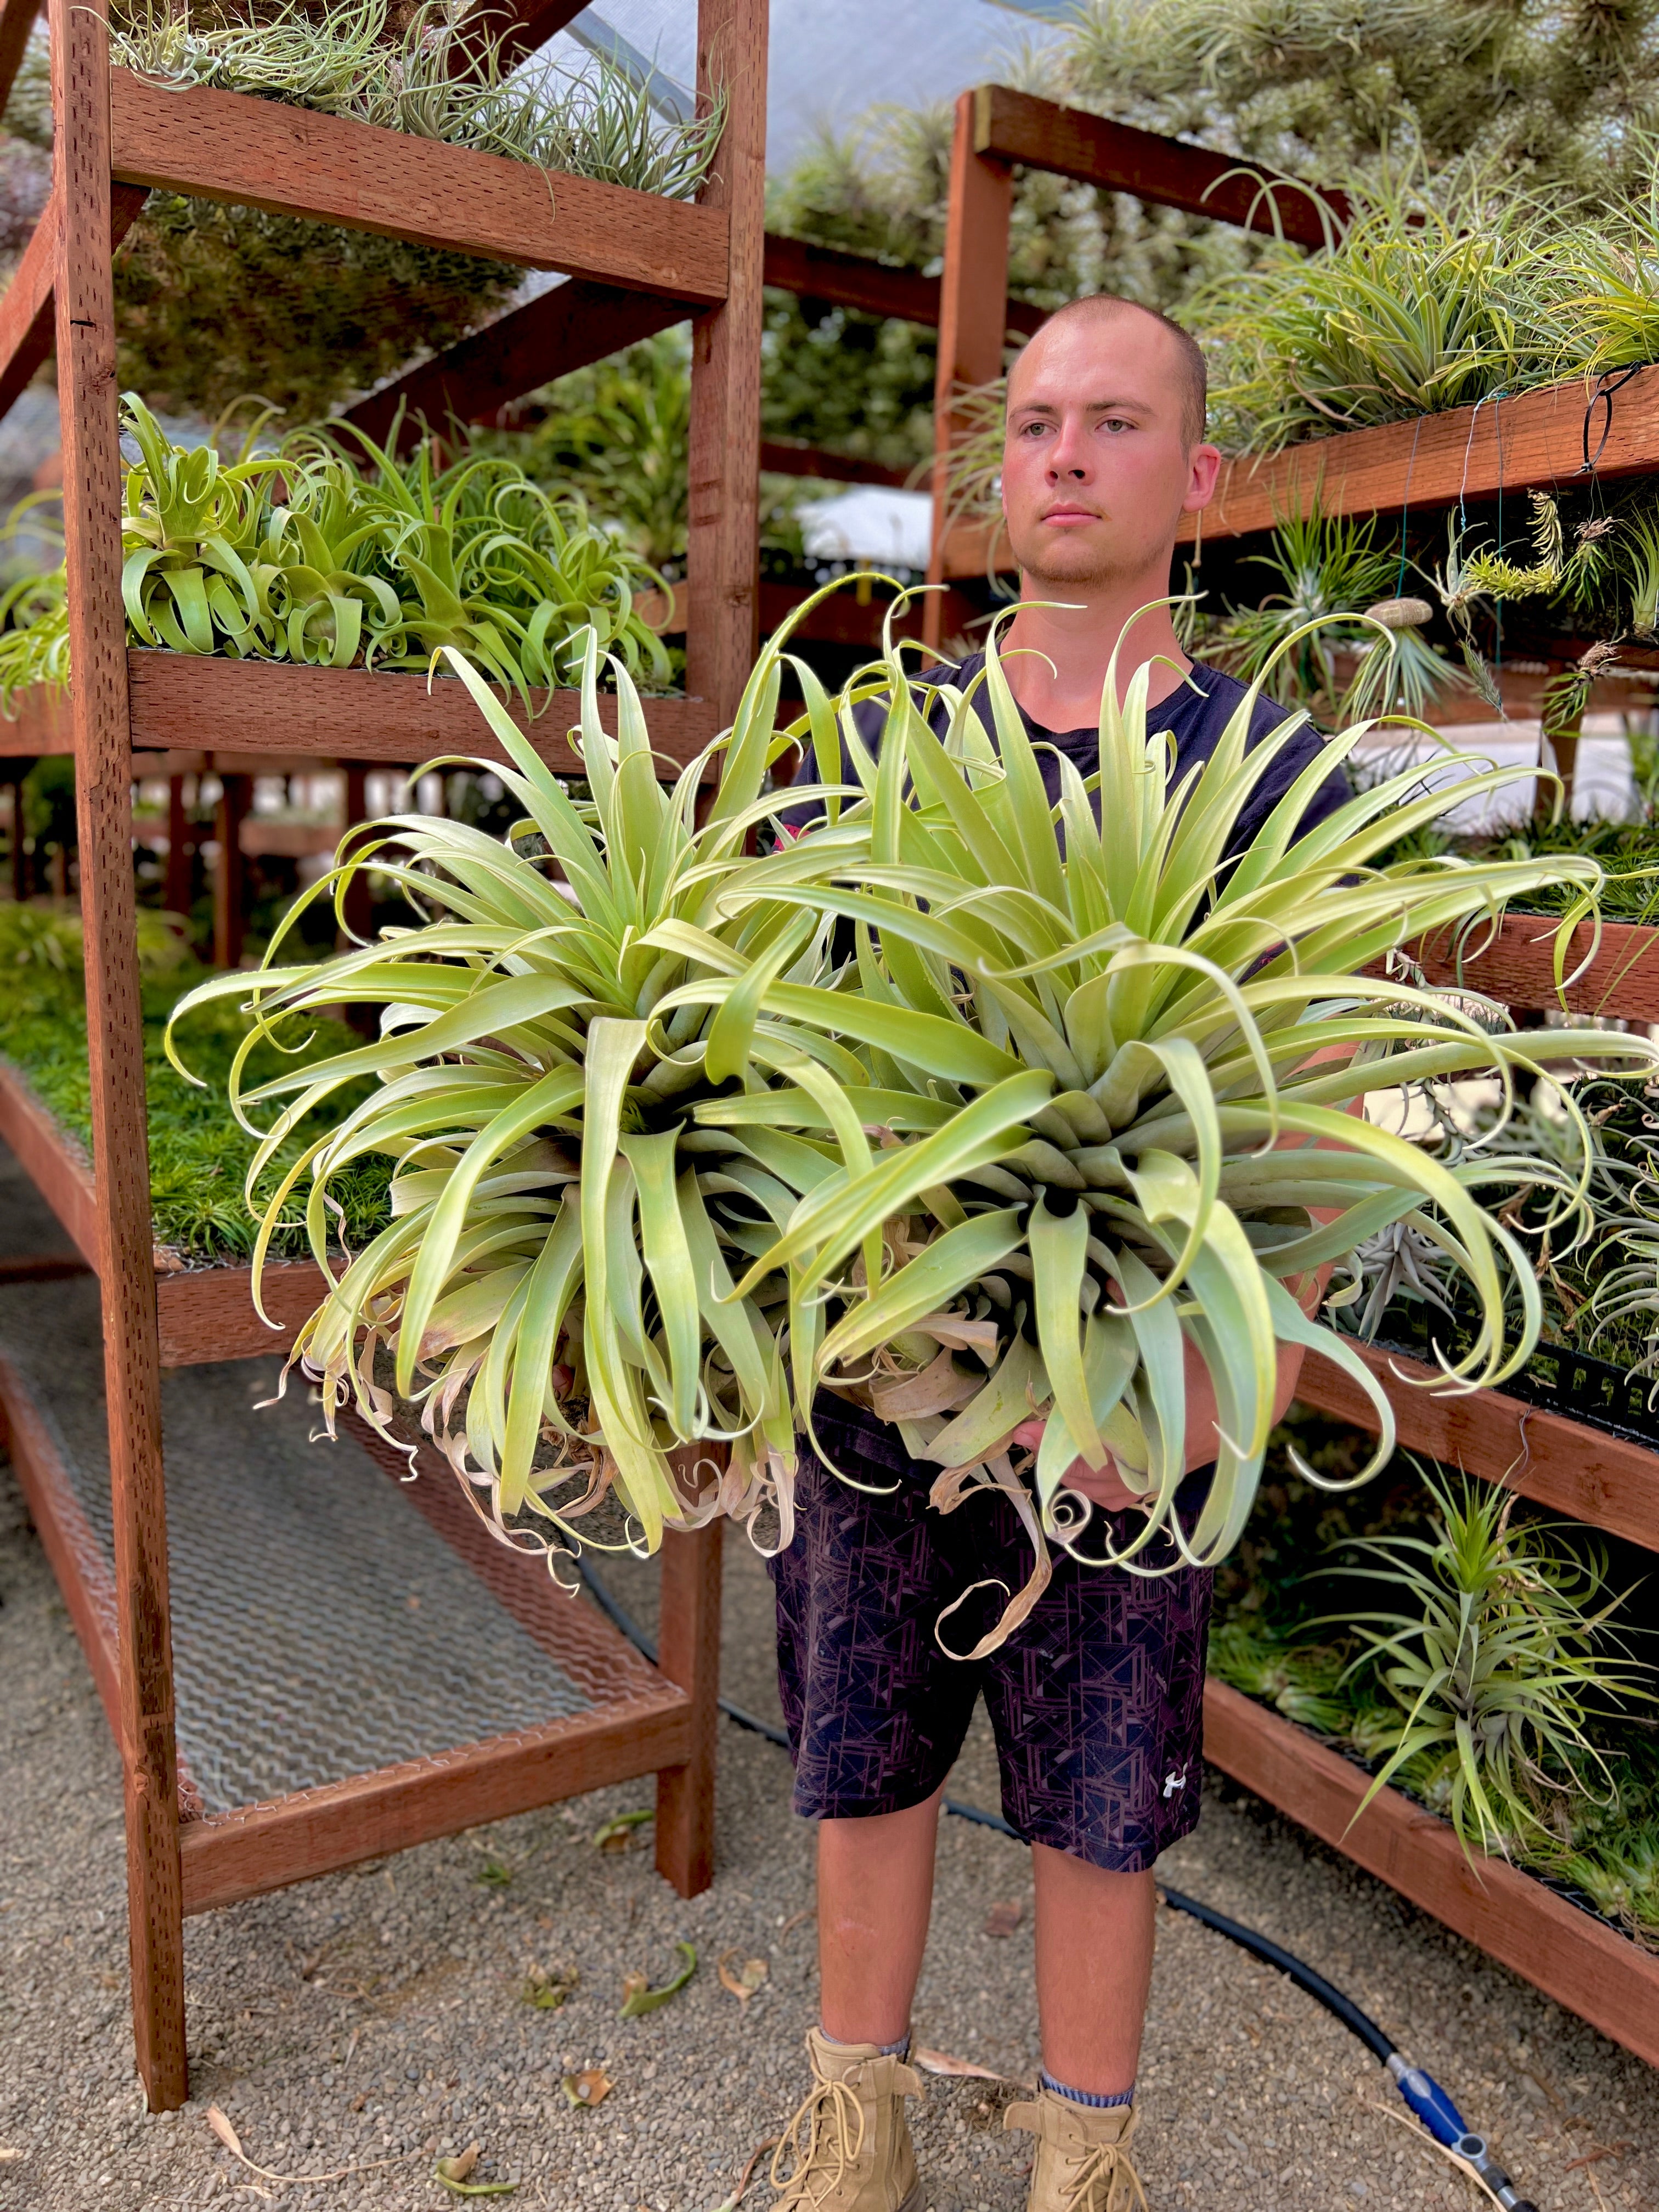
1045, 421, 1093, 481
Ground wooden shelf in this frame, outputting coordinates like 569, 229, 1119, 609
0, 1056, 349, 1368
1294, 1339, 1659, 1554
938, 366, 1659, 577
6, 653, 725, 770
1202, 1679, 1659, 2068
108, 71, 730, 302
0, 1330, 694, 1915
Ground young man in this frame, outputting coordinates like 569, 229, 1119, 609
766, 297, 1351, 2212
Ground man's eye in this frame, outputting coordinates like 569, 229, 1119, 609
1101, 417, 1133, 434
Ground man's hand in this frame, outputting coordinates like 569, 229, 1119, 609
1009, 1418, 1149, 1513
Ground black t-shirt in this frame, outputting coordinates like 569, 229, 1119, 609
776, 650, 1354, 1476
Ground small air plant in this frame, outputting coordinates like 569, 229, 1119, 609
1619, 507, 1659, 640
1327, 1468, 1650, 1862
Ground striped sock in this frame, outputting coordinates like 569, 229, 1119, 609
822, 2029, 911, 2060
1041, 2069, 1134, 2109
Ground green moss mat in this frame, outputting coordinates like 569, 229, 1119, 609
0, 964, 391, 1264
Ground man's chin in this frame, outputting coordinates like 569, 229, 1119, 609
1008, 534, 1119, 589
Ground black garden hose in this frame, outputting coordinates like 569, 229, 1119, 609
573, 1553, 1540, 2212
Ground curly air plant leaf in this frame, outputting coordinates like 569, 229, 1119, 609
666, 601, 1656, 1644
163, 599, 862, 1566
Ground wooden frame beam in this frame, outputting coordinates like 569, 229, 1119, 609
108, 72, 730, 301
759, 438, 912, 487
54, 0, 187, 2113
447, 0, 589, 78
1295, 1341, 1659, 1555
0, 182, 146, 429
0, 0, 41, 114
341, 278, 690, 447
924, 89, 1012, 651
682, 0, 766, 721
974, 86, 1347, 250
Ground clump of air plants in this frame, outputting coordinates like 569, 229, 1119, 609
108, 0, 725, 199
1324, 1468, 1650, 1863
1211, 503, 1462, 721
1193, 160, 1560, 453
0, 394, 672, 715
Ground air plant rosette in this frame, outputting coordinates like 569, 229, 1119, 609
166, 594, 1657, 1642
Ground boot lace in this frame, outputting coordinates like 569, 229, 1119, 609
770, 2074, 867, 2209
1054, 2138, 1149, 2212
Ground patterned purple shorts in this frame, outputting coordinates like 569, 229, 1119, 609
769, 1435, 1214, 1872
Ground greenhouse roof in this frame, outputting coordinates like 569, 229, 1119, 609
534, 1, 1071, 166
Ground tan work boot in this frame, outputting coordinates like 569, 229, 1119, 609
1005, 2088, 1148, 2212
770, 2028, 924, 2212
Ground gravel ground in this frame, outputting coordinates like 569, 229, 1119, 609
3, 1481, 1655, 2212
0, 1163, 1654, 2210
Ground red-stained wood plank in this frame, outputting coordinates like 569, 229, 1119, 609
0, 1058, 99, 1266
1202, 1680, 1659, 2067
106, 71, 730, 303
155, 1261, 338, 1369
342, 279, 689, 449
925, 89, 1013, 652
122, 653, 723, 772
0, 0, 40, 115
975, 86, 1347, 249
446, 0, 588, 77
762, 233, 1045, 336
0, 681, 69, 754
54, 0, 187, 2112
1294, 1340, 1659, 1554
0, 1347, 122, 1739
0, 190, 59, 424
0, 182, 149, 431
1380, 910, 1659, 1025
179, 1699, 691, 1914
683, 0, 766, 722
655, 1513, 723, 1898
211, 768, 247, 973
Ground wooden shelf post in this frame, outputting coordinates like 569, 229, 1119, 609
923, 91, 1012, 654
162, 771, 190, 918
683, 0, 767, 721
51, 0, 186, 2113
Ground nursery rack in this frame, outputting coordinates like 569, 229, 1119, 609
0, 0, 766, 2110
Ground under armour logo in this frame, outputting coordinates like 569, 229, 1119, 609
1161, 1769, 1188, 1800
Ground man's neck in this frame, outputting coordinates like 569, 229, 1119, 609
998, 575, 1190, 734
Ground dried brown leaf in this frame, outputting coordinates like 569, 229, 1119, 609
438, 2143, 482, 2183
983, 1900, 1022, 1938
716, 1948, 769, 2002
561, 2068, 614, 2110
913, 2049, 1007, 2083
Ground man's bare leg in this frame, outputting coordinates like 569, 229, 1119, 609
816, 1788, 944, 2046
1032, 1846, 1155, 2096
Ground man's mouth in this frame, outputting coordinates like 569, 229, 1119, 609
1040, 505, 1103, 526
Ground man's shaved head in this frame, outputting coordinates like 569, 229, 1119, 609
1007, 295, 1207, 450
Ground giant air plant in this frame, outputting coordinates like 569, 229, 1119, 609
169, 600, 1653, 1642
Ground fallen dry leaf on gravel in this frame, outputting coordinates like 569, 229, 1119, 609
204, 2102, 416, 2186
522, 1962, 578, 2011
717, 1949, 769, 2003
592, 1810, 654, 1852
913, 2050, 1012, 2083
562, 2068, 614, 2110
435, 2138, 519, 2198
983, 1900, 1022, 1938
619, 1940, 697, 2016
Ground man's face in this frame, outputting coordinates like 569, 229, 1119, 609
1000, 309, 1218, 588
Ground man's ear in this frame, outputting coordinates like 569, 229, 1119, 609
1183, 443, 1223, 511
